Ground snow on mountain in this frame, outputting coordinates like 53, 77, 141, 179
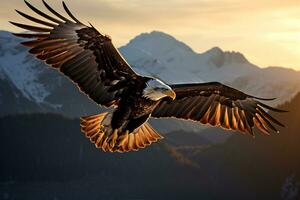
120, 31, 206, 83
228, 67, 300, 105
0, 31, 50, 103
120, 31, 259, 84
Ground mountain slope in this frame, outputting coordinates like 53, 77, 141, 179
0, 67, 46, 115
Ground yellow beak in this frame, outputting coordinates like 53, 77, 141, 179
164, 89, 176, 100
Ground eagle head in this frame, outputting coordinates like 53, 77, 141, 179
143, 78, 176, 101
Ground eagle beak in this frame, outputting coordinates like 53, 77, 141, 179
165, 89, 176, 100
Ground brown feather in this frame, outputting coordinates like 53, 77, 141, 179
62, 1, 83, 24
13, 33, 49, 39
230, 108, 239, 130
254, 115, 270, 135
24, 0, 62, 23
209, 103, 221, 126
10, 21, 52, 32
42, 0, 71, 23
15, 9, 56, 27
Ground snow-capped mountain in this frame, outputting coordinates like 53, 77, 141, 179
1, 30, 300, 136
120, 31, 256, 82
120, 31, 300, 105
120, 31, 256, 83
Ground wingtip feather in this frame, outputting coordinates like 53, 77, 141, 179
23, 0, 62, 24
254, 96, 277, 101
257, 101, 288, 113
62, 1, 83, 24
42, 0, 70, 22
24, 0, 32, 8
9, 21, 16, 25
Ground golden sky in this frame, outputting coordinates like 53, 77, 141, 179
1, 0, 300, 70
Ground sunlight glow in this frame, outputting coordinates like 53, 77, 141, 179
1, 0, 300, 70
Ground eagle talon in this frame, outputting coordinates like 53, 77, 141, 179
107, 129, 118, 148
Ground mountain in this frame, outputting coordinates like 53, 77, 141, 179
120, 31, 254, 83
1, 92, 299, 200
1, 30, 300, 138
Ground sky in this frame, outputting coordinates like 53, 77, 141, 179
1, 0, 300, 70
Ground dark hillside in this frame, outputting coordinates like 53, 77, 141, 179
0, 113, 210, 200
193, 93, 300, 199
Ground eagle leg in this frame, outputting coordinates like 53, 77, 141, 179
107, 129, 118, 148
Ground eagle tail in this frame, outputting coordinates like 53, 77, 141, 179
80, 112, 163, 153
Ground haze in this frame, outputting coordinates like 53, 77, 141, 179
1, 0, 299, 70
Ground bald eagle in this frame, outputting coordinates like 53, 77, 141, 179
11, 1, 286, 153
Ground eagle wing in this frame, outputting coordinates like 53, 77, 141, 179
11, 0, 139, 107
152, 82, 286, 136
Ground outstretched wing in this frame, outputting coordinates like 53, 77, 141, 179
152, 82, 286, 136
11, 0, 139, 107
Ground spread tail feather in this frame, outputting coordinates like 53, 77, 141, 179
80, 112, 163, 153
